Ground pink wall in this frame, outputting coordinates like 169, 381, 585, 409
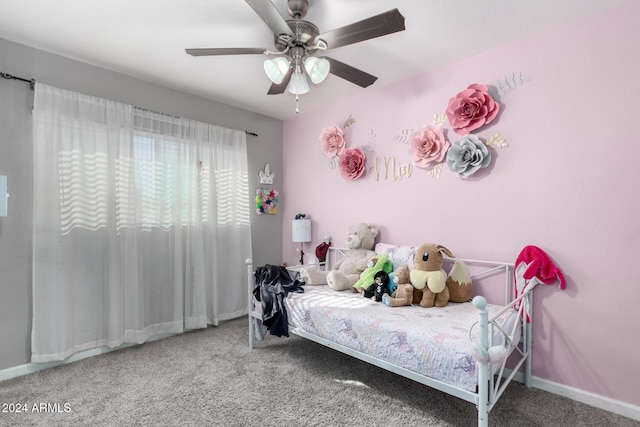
282, 2, 640, 407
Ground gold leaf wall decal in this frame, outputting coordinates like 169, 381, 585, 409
432, 114, 447, 127
428, 163, 443, 179
485, 132, 508, 149
343, 114, 356, 128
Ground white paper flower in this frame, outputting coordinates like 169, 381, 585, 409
446, 135, 491, 178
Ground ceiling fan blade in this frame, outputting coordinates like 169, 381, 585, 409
318, 8, 405, 50
245, 0, 293, 37
186, 48, 267, 56
267, 66, 293, 95
325, 57, 377, 88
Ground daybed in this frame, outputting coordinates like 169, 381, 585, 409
247, 243, 542, 427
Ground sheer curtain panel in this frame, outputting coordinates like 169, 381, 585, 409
31, 83, 252, 363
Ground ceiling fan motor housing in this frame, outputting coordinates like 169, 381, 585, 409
274, 19, 320, 52
287, 0, 309, 19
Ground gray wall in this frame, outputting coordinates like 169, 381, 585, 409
0, 37, 283, 370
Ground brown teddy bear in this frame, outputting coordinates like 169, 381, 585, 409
382, 265, 413, 307
300, 223, 378, 291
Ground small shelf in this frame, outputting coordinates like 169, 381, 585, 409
286, 262, 325, 279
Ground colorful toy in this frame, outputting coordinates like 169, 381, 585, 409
353, 254, 393, 292
382, 265, 413, 307
363, 270, 391, 302
410, 243, 470, 308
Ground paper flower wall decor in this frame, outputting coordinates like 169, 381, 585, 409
446, 83, 500, 135
446, 135, 492, 178
491, 72, 532, 100
339, 147, 366, 181
410, 125, 450, 169
403, 77, 515, 180
255, 188, 279, 215
392, 128, 414, 144
319, 114, 369, 181
319, 124, 346, 158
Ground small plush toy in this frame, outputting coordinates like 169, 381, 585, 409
387, 270, 397, 295
382, 265, 413, 307
472, 343, 508, 368
300, 223, 379, 291
315, 236, 331, 264
363, 270, 390, 302
353, 253, 393, 292
410, 243, 455, 308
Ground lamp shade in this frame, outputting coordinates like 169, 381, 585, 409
292, 219, 311, 243
287, 70, 310, 95
303, 57, 330, 84
263, 57, 291, 84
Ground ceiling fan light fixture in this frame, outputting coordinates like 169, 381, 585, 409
303, 57, 330, 84
287, 69, 310, 95
263, 56, 291, 84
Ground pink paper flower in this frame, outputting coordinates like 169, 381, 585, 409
319, 124, 346, 158
410, 125, 450, 168
339, 148, 366, 181
446, 84, 500, 135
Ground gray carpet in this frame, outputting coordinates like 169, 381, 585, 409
1, 317, 637, 427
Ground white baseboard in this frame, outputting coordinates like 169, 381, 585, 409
508, 370, 640, 421
0, 344, 135, 382
0, 333, 177, 383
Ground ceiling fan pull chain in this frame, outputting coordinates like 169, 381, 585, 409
295, 94, 300, 114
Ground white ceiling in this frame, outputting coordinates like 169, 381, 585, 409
0, 0, 632, 120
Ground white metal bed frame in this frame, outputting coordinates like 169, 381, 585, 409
246, 247, 535, 427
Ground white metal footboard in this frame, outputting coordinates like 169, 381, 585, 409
245, 253, 535, 427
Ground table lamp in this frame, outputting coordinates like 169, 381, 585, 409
292, 219, 311, 265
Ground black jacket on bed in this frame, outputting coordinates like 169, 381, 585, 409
253, 265, 304, 337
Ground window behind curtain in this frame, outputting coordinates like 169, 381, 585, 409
57, 130, 249, 235
32, 83, 253, 362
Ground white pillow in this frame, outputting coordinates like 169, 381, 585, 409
375, 243, 415, 271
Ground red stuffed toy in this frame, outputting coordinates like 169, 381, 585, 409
514, 245, 565, 290
514, 245, 565, 322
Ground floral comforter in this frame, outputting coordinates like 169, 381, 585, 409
285, 285, 511, 392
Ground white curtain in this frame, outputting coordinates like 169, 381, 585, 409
31, 83, 252, 363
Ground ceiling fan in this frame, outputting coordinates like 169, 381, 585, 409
186, 0, 405, 97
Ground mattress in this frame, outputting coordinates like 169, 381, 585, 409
285, 285, 515, 392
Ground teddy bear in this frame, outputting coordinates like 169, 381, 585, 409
382, 264, 413, 307
410, 243, 456, 308
299, 223, 378, 291
353, 253, 393, 293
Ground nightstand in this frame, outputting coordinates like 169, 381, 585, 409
286, 263, 324, 280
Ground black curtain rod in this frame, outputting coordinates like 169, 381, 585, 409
1, 72, 35, 89
1, 71, 258, 137
135, 106, 257, 137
